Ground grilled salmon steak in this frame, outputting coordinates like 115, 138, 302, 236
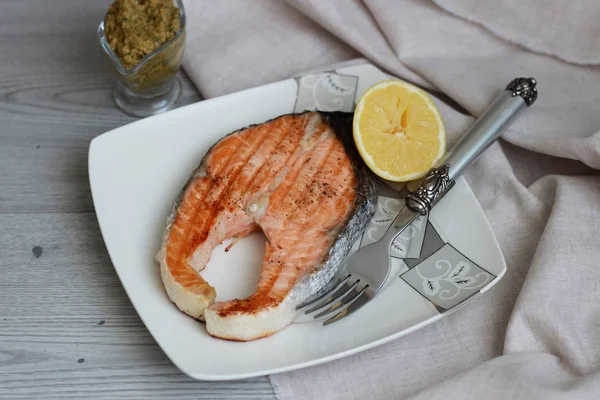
156, 111, 377, 341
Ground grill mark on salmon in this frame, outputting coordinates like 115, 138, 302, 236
179, 123, 278, 276
156, 111, 378, 340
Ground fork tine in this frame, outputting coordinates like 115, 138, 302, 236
313, 284, 369, 319
296, 274, 351, 311
303, 277, 359, 315
323, 290, 371, 326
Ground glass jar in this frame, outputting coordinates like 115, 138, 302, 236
97, 0, 186, 117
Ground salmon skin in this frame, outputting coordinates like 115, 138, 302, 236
155, 111, 378, 341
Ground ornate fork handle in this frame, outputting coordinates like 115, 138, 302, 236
404, 77, 537, 216
405, 165, 455, 215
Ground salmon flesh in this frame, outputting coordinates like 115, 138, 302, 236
155, 111, 378, 341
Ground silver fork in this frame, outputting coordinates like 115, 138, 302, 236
295, 77, 538, 325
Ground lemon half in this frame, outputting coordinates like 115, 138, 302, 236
353, 79, 446, 182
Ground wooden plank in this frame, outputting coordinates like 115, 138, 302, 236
0, 47, 201, 213
0, 213, 276, 399
0, 69, 201, 214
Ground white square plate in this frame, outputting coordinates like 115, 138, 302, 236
88, 64, 506, 380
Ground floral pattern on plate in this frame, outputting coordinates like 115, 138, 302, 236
293, 72, 358, 113
361, 197, 428, 259
401, 243, 496, 311
347, 196, 428, 260
404, 220, 445, 269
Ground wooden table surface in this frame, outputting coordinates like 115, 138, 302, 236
0, 1, 277, 398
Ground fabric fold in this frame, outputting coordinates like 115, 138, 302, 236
433, 0, 600, 66
181, 0, 356, 98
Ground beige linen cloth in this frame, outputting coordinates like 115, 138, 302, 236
181, 1, 600, 399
